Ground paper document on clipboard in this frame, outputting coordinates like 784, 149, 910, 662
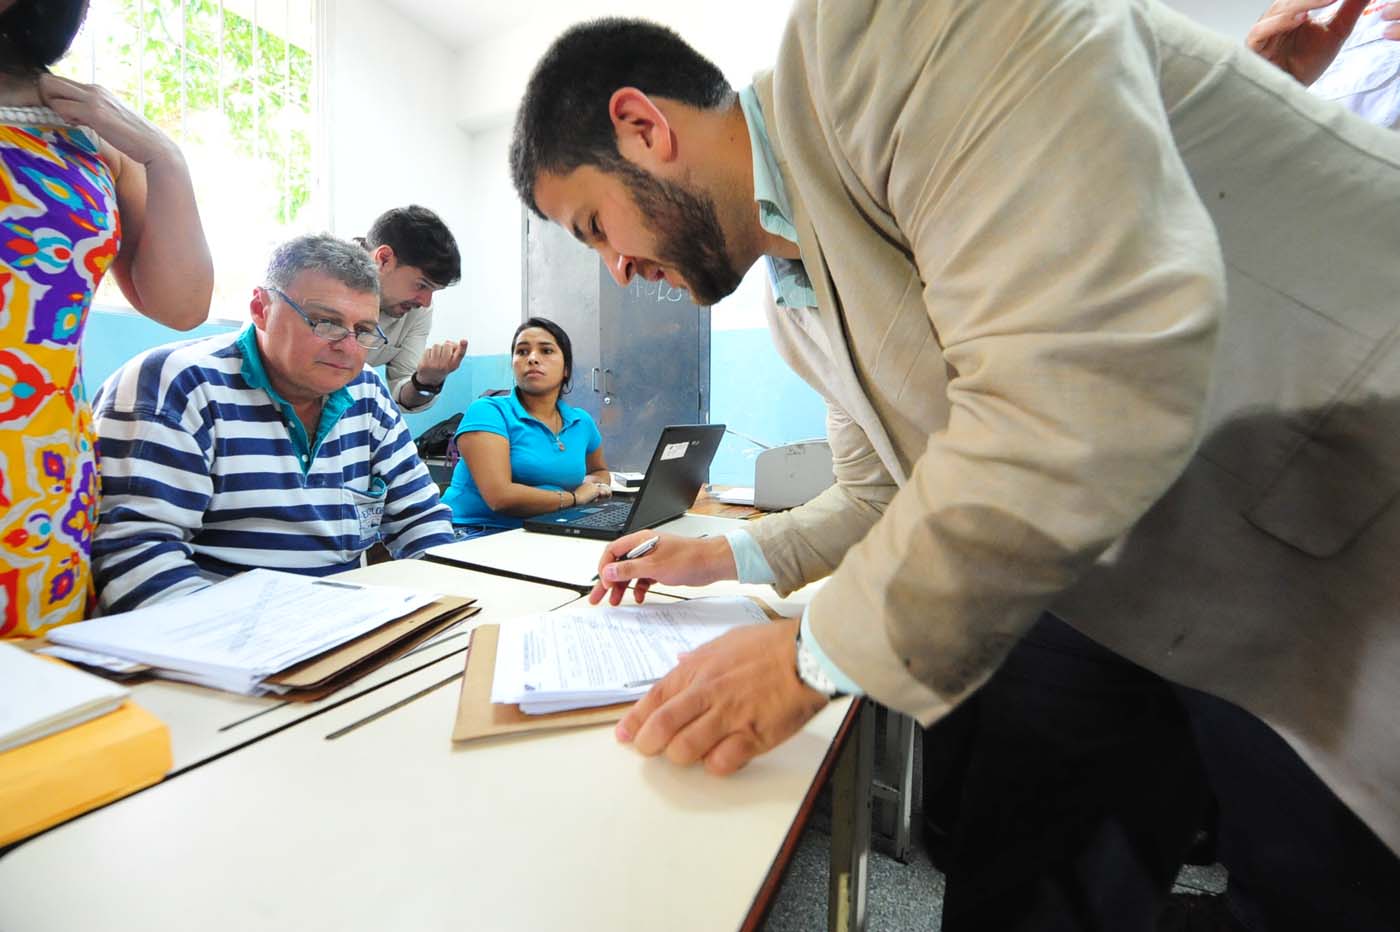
490, 597, 767, 714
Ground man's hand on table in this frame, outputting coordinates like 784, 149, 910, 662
614, 617, 831, 774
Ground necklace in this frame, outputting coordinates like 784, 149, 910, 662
0, 104, 58, 124
535, 408, 565, 451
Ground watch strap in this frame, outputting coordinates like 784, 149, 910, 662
411, 371, 442, 395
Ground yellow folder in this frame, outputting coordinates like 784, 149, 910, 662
0, 700, 171, 847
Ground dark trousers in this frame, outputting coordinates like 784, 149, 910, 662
924, 614, 1400, 932
1177, 687, 1400, 932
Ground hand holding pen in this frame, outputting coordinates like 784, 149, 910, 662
589, 531, 741, 606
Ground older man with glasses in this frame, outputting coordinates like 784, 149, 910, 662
90, 233, 454, 612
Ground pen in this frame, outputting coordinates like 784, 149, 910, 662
591, 536, 662, 584
624, 536, 661, 560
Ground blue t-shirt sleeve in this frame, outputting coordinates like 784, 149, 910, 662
456, 397, 510, 440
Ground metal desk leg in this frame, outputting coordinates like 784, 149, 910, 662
871, 707, 919, 861
829, 699, 874, 932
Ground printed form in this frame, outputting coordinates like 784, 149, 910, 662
491, 597, 768, 714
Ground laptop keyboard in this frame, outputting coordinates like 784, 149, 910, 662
569, 502, 632, 529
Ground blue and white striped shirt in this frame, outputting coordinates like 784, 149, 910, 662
92, 326, 455, 612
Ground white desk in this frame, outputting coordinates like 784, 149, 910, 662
431, 532, 877, 927
427, 513, 749, 589
125, 562, 581, 774
0, 613, 858, 931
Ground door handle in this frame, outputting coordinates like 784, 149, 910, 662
591, 367, 601, 392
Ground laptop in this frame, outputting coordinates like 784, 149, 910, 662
523, 424, 725, 540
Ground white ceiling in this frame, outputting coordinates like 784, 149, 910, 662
379, 0, 585, 51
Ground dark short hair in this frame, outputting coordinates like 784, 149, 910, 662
510, 18, 733, 217
0, 0, 88, 74
364, 205, 461, 287
266, 233, 380, 296
513, 317, 574, 395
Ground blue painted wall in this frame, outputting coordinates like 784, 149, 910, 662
82, 308, 240, 393
82, 311, 828, 487
399, 352, 513, 441
708, 328, 826, 486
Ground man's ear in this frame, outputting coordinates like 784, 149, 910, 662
250, 286, 271, 330
372, 244, 395, 270
609, 87, 676, 167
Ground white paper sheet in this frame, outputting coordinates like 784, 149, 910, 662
490, 597, 767, 714
38, 644, 149, 674
711, 486, 755, 506
0, 644, 130, 752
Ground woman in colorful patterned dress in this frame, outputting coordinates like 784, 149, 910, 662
0, 0, 213, 636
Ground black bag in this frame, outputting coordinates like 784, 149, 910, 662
414, 412, 463, 460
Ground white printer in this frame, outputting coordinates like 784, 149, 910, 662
754, 440, 834, 511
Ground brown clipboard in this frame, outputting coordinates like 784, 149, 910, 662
266, 595, 480, 702
451, 597, 783, 744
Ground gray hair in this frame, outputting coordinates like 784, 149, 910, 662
264, 233, 380, 295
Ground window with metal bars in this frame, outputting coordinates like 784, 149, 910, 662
57, 0, 322, 320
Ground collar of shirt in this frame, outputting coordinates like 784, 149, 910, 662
506, 387, 586, 434
236, 324, 355, 471
738, 85, 816, 310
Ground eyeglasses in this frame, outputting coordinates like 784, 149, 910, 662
265, 286, 388, 350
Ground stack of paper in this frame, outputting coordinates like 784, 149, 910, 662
711, 486, 756, 506
48, 569, 442, 696
0, 643, 130, 752
490, 597, 768, 714
610, 470, 645, 493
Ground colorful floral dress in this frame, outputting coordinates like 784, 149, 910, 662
0, 106, 118, 637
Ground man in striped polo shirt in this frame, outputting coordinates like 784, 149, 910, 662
91, 234, 456, 613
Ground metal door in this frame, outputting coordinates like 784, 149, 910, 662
596, 270, 709, 471
522, 208, 711, 473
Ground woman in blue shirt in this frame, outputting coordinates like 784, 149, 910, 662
441, 317, 611, 532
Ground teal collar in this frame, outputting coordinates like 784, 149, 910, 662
738, 86, 816, 310
236, 325, 355, 472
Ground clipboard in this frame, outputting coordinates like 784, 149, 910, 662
452, 624, 630, 743
452, 597, 783, 744
266, 595, 480, 701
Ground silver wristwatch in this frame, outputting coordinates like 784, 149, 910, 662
795, 629, 844, 698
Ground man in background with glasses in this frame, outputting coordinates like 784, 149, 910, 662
89, 234, 455, 613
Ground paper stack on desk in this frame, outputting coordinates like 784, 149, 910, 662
490, 597, 768, 714
0, 643, 130, 752
0, 644, 172, 846
610, 470, 645, 494
48, 569, 477, 697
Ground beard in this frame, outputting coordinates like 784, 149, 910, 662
379, 300, 414, 319
610, 161, 743, 307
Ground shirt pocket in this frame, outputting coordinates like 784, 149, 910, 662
1241, 314, 1400, 558
345, 476, 387, 548
1194, 268, 1400, 559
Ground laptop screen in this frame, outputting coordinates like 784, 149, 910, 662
622, 424, 726, 532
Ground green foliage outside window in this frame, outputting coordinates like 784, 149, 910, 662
61, 0, 313, 225
58, 1, 318, 316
